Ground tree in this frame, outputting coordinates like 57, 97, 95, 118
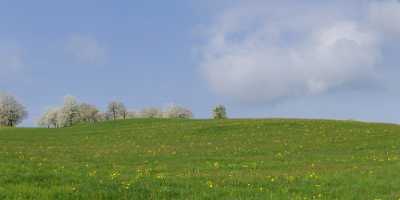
96, 112, 108, 122
57, 96, 81, 127
213, 105, 227, 119
120, 106, 128, 120
38, 107, 60, 128
163, 105, 193, 119
106, 101, 127, 120
38, 96, 105, 128
79, 103, 100, 123
140, 107, 163, 118
0, 93, 27, 127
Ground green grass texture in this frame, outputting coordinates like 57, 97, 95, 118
1, 119, 400, 199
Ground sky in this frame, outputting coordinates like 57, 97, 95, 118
1, 0, 400, 126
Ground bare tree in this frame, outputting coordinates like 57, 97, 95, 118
120, 106, 128, 120
0, 93, 28, 127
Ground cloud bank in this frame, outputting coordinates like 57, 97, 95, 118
201, 0, 400, 103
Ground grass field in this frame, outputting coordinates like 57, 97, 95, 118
1, 119, 400, 199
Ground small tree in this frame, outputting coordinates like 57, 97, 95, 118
0, 93, 27, 127
213, 105, 227, 119
120, 107, 128, 120
106, 101, 127, 120
163, 105, 193, 119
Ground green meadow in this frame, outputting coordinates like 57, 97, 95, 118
1, 119, 400, 199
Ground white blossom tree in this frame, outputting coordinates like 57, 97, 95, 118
0, 93, 27, 127
79, 103, 100, 123
106, 101, 127, 120
37, 107, 60, 128
95, 112, 108, 122
38, 96, 109, 128
57, 96, 81, 127
163, 105, 193, 119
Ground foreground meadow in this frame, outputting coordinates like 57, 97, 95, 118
1, 119, 400, 199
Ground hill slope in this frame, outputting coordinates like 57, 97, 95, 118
1, 119, 400, 199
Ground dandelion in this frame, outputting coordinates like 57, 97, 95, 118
287, 176, 295, 182
156, 173, 166, 179
121, 182, 131, 190
308, 172, 318, 179
207, 180, 213, 188
110, 170, 120, 180
89, 170, 97, 177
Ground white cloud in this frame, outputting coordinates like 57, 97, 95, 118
66, 34, 106, 64
200, 1, 399, 103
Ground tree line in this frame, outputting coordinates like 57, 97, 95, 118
0, 93, 227, 128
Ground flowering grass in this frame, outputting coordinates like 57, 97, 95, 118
1, 119, 400, 199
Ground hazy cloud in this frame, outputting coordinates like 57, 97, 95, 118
200, 0, 399, 103
66, 34, 106, 64
369, 0, 400, 37
0, 43, 24, 80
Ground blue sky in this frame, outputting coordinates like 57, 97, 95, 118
1, 0, 400, 126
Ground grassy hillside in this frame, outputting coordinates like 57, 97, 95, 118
1, 119, 400, 199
